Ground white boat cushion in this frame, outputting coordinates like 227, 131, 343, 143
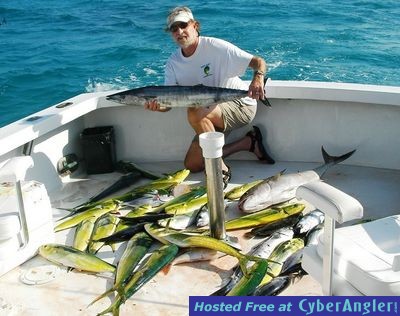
0, 156, 33, 182
296, 180, 363, 223
316, 215, 400, 295
302, 243, 363, 296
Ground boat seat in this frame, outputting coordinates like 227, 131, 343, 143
0, 156, 54, 277
297, 181, 400, 296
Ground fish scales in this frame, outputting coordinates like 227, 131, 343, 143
239, 147, 356, 213
258, 238, 304, 287
107, 85, 249, 108
250, 171, 318, 208
211, 227, 294, 296
38, 244, 115, 273
95, 243, 179, 315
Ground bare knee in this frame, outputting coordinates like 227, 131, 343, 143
184, 142, 204, 172
187, 108, 203, 126
184, 156, 204, 173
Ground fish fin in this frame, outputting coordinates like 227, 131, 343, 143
321, 146, 356, 165
238, 258, 250, 278
243, 231, 255, 239
161, 263, 172, 275
267, 258, 282, 265
209, 278, 236, 296
87, 287, 115, 307
112, 308, 120, 316
260, 98, 272, 107
96, 301, 120, 316
260, 77, 272, 107
269, 169, 286, 181
165, 217, 172, 232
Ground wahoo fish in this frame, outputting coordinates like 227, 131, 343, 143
239, 146, 356, 213
107, 84, 271, 108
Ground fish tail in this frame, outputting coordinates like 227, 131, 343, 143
88, 287, 114, 307
260, 98, 272, 107
261, 77, 272, 107
96, 302, 120, 316
322, 146, 356, 165
96, 297, 121, 316
210, 278, 236, 296
316, 146, 356, 176
112, 308, 120, 316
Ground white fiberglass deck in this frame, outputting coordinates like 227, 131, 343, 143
1, 159, 399, 315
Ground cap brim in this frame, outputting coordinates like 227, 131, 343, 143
167, 11, 193, 29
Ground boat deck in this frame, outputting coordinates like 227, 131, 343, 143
1, 159, 400, 315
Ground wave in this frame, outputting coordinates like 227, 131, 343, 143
85, 78, 129, 93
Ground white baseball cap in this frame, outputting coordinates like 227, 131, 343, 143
166, 7, 194, 30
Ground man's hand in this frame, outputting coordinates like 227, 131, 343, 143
248, 75, 265, 100
144, 99, 171, 112
248, 56, 267, 101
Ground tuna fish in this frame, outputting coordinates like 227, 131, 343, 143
238, 146, 356, 213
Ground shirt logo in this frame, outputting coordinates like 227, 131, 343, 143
202, 63, 213, 78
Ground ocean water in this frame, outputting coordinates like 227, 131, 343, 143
0, 0, 399, 127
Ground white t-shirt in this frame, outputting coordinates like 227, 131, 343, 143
165, 36, 254, 95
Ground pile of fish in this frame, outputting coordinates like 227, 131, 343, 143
36, 148, 355, 314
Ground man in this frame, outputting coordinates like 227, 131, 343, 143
145, 6, 274, 187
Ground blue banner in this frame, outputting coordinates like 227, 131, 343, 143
190, 296, 399, 316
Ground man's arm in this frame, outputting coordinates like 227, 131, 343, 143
248, 56, 267, 100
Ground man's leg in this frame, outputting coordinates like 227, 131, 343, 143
184, 105, 226, 172
223, 126, 275, 164
184, 102, 273, 174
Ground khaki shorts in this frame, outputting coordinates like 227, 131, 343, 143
218, 98, 257, 133
192, 99, 257, 142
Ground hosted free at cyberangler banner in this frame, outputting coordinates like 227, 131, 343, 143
190, 296, 399, 316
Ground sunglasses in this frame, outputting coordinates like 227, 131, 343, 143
170, 22, 189, 32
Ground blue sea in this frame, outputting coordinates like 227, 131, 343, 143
1, 0, 399, 127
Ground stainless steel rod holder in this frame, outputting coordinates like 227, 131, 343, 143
323, 215, 335, 296
199, 132, 226, 240
204, 157, 226, 239
16, 180, 30, 248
